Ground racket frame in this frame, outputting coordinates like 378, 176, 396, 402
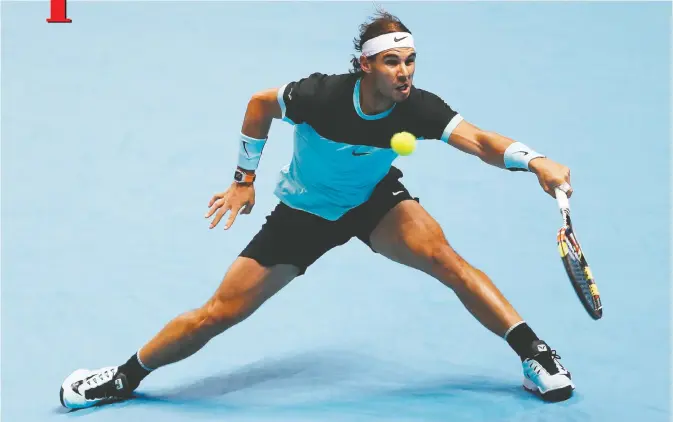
554, 188, 603, 320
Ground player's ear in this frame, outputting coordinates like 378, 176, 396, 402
359, 55, 373, 74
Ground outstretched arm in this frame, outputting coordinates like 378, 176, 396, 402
447, 120, 573, 198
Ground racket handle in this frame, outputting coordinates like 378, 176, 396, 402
554, 187, 570, 211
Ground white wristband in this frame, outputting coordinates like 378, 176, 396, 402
503, 142, 545, 171
237, 133, 267, 171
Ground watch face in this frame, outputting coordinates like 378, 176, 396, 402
234, 171, 243, 181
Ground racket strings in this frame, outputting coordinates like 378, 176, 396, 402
557, 215, 603, 319
561, 234, 584, 269
561, 234, 595, 305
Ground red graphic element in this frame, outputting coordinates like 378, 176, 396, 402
47, 0, 72, 23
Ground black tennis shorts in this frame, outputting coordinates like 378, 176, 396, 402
239, 166, 418, 275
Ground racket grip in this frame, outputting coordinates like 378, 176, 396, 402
555, 187, 570, 211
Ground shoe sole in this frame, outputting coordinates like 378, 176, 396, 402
523, 378, 574, 402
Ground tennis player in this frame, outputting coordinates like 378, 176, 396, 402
60, 11, 576, 408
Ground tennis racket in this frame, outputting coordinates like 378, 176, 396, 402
554, 185, 603, 320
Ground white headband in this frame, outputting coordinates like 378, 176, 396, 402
361, 32, 415, 57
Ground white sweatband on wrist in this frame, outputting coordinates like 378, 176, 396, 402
503, 141, 545, 171
237, 133, 267, 171
361, 32, 415, 57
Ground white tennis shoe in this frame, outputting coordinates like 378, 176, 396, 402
522, 340, 575, 402
60, 366, 132, 409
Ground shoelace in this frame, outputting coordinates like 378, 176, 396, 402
83, 369, 118, 399
529, 350, 565, 376
551, 350, 567, 374
86, 369, 115, 387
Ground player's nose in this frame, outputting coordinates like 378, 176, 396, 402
398, 66, 410, 81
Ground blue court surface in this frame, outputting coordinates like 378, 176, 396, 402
2, 1, 671, 421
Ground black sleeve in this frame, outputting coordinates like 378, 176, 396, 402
407, 88, 460, 141
279, 72, 329, 125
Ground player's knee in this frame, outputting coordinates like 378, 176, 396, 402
409, 220, 451, 265
413, 228, 472, 290
433, 249, 481, 292
427, 242, 469, 285
197, 295, 256, 335
402, 218, 476, 290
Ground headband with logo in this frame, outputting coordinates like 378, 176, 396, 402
361, 32, 415, 57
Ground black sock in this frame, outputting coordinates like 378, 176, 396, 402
505, 322, 539, 361
118, 352, 152, 390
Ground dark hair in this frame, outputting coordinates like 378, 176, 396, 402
350, 9, 412, 75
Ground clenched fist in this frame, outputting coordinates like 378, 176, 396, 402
529, 157, 573, 198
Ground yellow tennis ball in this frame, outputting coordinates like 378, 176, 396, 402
390, 132, 417, 156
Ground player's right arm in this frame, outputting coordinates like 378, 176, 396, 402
240, 88, 283, 140
205, 74, 324, 230
205, 87, 283, 231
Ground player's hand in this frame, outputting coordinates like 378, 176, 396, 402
529, 157, 573, 198
205, 182, 256, 230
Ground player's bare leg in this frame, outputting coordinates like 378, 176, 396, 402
370, 200, 521, 336
369, 199, 574, 402
60, 257, 299, 409
138, 258, 298, 369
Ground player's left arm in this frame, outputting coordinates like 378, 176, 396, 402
448, 120, 573, 198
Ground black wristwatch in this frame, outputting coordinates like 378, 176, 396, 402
234, 168, 256, 185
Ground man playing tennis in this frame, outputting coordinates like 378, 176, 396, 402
60, 11, 575, 408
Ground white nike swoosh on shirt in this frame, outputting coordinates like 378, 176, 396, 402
392, 191, 404, 196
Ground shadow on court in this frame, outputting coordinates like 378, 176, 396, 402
55, 349, 578, 420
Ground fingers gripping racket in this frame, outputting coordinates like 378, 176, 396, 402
554, 186, 603, 320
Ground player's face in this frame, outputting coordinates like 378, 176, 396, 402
370, 48, 416, 102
